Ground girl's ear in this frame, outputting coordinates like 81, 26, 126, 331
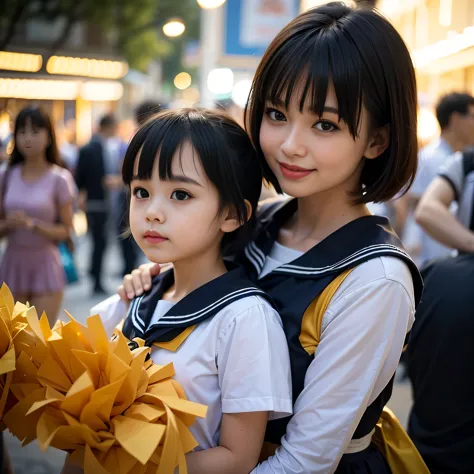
220, 200, 253, 234
364, 124, 390, 160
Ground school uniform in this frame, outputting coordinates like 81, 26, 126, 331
92, 263, 293, 450
238, 198, 423, 474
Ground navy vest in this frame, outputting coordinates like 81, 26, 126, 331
238, 199, 423, 444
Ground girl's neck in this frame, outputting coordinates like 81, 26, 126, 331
162, 247, 227, 303
22, 155, 50, 173
280, 187, 370, 251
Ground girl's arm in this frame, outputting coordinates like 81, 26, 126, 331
252, 259, 414, 474
186, 411, 269, 474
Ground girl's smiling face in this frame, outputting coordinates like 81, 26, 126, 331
259, 83, 384, 200
130, 142, 232, 265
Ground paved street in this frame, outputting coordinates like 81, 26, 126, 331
3, 236, 414, 473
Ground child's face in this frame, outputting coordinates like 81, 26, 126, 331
129, 142, 229, 265
259, 83, 375, 200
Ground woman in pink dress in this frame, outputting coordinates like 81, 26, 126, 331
0, 106, 76, 325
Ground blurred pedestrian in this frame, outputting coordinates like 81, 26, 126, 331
415, 144, 474, 255
75, 114, 118, 295
405, 253, 474, 474
0, 106, 76, 325
403, 92, 474, 267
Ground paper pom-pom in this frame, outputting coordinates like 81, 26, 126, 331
3, 300, 207, 474
0, 284, 21, 422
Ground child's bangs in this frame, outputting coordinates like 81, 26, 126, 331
123, 117, 191, 184
259, 29, 365, 137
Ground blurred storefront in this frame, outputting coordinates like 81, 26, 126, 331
379, 0, 474, 143
0, 21, 130, 146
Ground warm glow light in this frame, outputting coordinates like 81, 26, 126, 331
174, 72, 192, 90
163, 20, 185, 37
231, 79, 252, 108
181, 87, 200, 103
0, 51, 42, 72
207, 68, 233, 95
418, 108, 439, 143
412, 26, 474, 69
197, 0, 226, 9
439, 0, 452, 27
80, 81, 123, 101
46, 56, 128, 79
0, 79, 78, 100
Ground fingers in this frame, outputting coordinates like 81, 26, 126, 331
139, 263, 159, 291
120, 263, 160, 300
117, 284, 128, 302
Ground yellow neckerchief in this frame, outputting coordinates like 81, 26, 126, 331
260, 269, 429, 474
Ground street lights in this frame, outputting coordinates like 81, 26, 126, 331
197, 0, 227, 106
197, 0, 226, 9
163, 19, 186, 37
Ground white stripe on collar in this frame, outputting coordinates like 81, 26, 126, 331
245, 241, 265, 272
275, 245, 412, 276
155, 287, 266, 325
131, 295, 145, 330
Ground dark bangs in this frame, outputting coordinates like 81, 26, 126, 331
259, 27, 364, 140
11, 106, 61, 167
122, 108, 263, 253
246, 2, 418, 203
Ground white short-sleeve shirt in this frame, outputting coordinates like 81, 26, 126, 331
92, 290, 292, 450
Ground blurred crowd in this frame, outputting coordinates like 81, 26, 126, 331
1, 88, 474, 474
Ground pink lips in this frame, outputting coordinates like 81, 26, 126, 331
143, 230, 168, 244
278, 162, 314, 180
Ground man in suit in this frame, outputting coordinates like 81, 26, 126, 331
75, 114, 118, 294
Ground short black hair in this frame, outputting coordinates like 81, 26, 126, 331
436, 93, 474, 130
245, 1, 418, 203
99, 114, 117, 130
134, 100, 167, 125
122, 108, 262, 254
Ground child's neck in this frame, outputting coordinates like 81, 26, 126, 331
162, 250, 227, 304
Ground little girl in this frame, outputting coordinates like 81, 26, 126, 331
86, 109, 292, 474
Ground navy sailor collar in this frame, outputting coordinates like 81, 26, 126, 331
243, 198, 422, 303
122, 262, 272, 345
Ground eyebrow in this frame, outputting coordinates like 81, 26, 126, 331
269, 98, 339, 115
132, 174, 203, 187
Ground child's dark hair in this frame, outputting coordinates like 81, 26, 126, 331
10, 106, 62, 167
122, 108, 263, 254
245, 1, 418, 203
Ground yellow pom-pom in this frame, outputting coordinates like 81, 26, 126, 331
2, 297, 207, 474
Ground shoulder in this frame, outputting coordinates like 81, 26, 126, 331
51, 164, 73, 180
50, 165, 75, 188
216, 295, 283, 337
331, 256, 415, 308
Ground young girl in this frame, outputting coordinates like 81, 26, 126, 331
0, 106, 76, 326
81, 109, 292, 474
121, 2, 428, 473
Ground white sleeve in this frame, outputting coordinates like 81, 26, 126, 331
217, 302, 293, 420
90, 294, 129, 338
252, 277, 414, 474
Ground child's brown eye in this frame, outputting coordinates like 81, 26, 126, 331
171, 190, 191, 201
133, 187, 149, 199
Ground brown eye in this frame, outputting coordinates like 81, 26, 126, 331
171, 190, 191, 201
